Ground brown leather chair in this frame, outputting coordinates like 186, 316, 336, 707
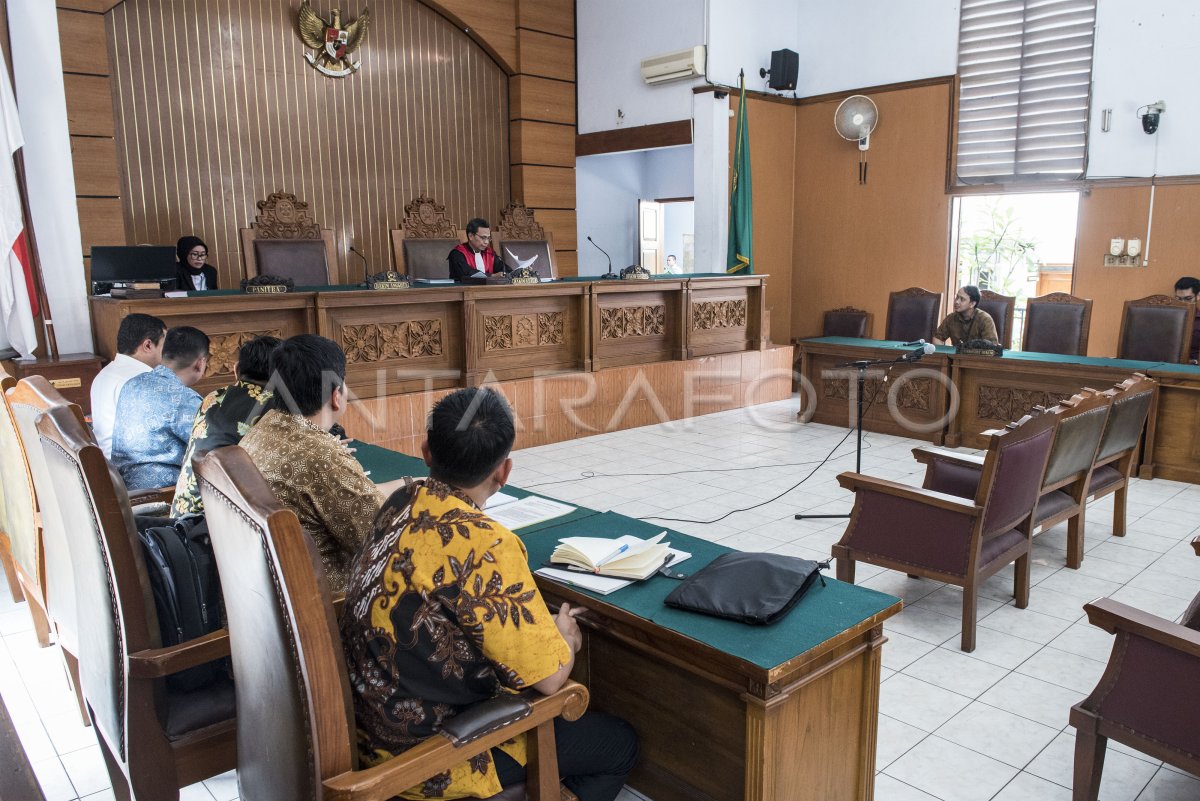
822, 307, 872, 338
391, 193, 466, 280
7, 376, 94, 724
1070, 545, 1200, 801
978, 290, 1016, 349
833, 407, 1058, 652
885, 287, 942, 344
195, 446, 589, 801
494, 201, 557, 278
0, 367, 51, 647
241, 191, 338, 284
36, 405, 236, 801
1022, 292, 1092, 356
913, 388, 1113, 570
1117, 294, 1193, 363
1085, 374, 1157, 537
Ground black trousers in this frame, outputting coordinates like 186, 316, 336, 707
492, 711, 638, 801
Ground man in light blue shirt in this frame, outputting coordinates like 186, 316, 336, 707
111, 326, 210, 491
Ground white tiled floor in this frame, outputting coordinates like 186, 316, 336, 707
4, 397, 1198, 801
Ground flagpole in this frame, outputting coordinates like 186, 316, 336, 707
2, 29, 56, 359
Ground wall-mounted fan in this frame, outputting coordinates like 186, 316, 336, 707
834, 95, 879, 184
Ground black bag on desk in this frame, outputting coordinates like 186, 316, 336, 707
663, 552, 828, 625
138, 515, 227, 690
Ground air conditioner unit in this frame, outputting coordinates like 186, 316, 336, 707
640, 45, 706, 85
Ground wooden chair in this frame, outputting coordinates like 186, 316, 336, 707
978, 290, 1016, 349
821, 307, 872, 338
1022, 292, 1092, 355
7, 376, 94, 724
494, 201, 557, 278
241, 191, 338, 285
35, 405, 236, 801
1069, 542, 1200, 800
884, 287, 942, 344
1084, 374, 1157, 537
913, 388, 1113, 569
0, 367, 51, 647
195, 445, 589, 801
1117, 294, 1193, 363
390, 193, 467, 280
833, 407, 1058, 651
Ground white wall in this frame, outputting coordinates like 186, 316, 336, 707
1087, 0, 1200, 178
576, 0, 707, 134
706, 0, 800, 91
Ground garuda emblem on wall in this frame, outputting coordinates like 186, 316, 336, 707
297, 0, 370, 78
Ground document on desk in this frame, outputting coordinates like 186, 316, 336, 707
534, 567, 631, 595
489, 496, 575, 530
484, 491, 519, 509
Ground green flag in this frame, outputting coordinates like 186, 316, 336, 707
726, 71, 753, 274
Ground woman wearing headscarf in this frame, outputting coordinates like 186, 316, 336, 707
175, 236, 218, 291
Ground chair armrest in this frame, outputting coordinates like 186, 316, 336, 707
1192, 535, 1199, 557
911, 446, 985, 470
837, 472, 983, 517
1084, 598, 1200, 660
322, 681, 590, 801
128, 628, 231, 678
127, 486, 175, 505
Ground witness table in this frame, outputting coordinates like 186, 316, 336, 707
352, 444, 902, 801
796, 337, 1200, 484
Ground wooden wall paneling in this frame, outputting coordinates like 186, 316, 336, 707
57, 9, 109, 75
107, 0, 510, 290
1072, 183, 1200, 356
735, 97, 796, 346
512, 165, 575, 209
63, 74, 114, 136
517, 29, 574, 81
510, 75, 575, 124
790, 81, 953, 344
427, 0, 518, 73
76, 197, 126, 255
533, 209, 576, 250
56, 0, 121, 12
554, 249, 577, 277
70, 136, 120, 197
512, 120, 575, 167
517, 0, 575, 38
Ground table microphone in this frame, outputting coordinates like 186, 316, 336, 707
902, 338, 927, 347
587, 236, 615, 277
902, 343, 936, 362
349, 244, 370, 284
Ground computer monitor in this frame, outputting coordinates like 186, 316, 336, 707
90, 245, 177, 284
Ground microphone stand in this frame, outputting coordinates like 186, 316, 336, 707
794, 350, 921, 521
350, 245, 370, 286
587, 236, 618, 279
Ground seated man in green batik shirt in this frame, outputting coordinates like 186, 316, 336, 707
933, 284, 999, 346
171, 335, 282, 517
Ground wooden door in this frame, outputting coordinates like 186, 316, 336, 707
638, 200, 664, 273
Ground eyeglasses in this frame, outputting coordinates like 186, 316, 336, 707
189, 251, 208, 258
471, 233, 492, 242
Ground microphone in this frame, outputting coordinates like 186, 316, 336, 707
901, 343, 936, 362
587, 236, 615, 276
349, 244, 370, 284
902, 338, 926, 347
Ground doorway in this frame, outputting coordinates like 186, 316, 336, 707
639, 198, 694, 274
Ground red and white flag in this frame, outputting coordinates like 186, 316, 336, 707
0, 62, 37, 359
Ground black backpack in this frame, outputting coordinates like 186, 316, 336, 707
138, 515, 227, 690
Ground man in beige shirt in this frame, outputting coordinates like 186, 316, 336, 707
933, 285, 999, 346
240, 334, 405, 591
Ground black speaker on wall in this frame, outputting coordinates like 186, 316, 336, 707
767, 48, 798, 91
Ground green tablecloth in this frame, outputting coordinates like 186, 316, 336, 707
798, 336, 1171, 371
526, 512, 899, 670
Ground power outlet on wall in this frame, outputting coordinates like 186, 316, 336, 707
1103, 254, 1142, 267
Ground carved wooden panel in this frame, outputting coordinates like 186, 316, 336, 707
976, 385, 1071, 422
822, 376, 932, 412
206, 329, 283, 377
402, 194, 459, 239
251, 192, 321, 239
340, 321, 444, 364
600, 305, 666, 339
692, 300, 747, 331
497, 201, 546, 240
483, 312, 564, 350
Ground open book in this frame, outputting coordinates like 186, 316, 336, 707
550, 532, 671, 580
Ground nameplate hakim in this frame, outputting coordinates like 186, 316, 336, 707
50, 377, 82, 389
369, 280, 411, 290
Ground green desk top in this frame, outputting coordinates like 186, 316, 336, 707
181, 274, 747, 296
797, 336, 1170, 371
350, 441, 603, 534
524, 512, 900, 670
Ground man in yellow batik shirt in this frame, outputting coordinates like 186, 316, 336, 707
340, 387, 638, 801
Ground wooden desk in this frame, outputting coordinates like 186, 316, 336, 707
524, 516, 901, 801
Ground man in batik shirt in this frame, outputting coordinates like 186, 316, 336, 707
172, 335, 280, 517
341, 387, 637, 801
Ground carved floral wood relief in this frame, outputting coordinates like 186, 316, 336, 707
822, 376, 932, 412
340, 321, 444, 364
692, 299, 747, 331
252, 192, 321, 239
402, 193, 459, 239
976, 385, 1071, 422
207, 330, 284, 376
600, 305, 666, 339
483, 312, 565, 350
497, 201, 546, 240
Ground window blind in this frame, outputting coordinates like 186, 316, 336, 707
956, 0, 1097, 184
